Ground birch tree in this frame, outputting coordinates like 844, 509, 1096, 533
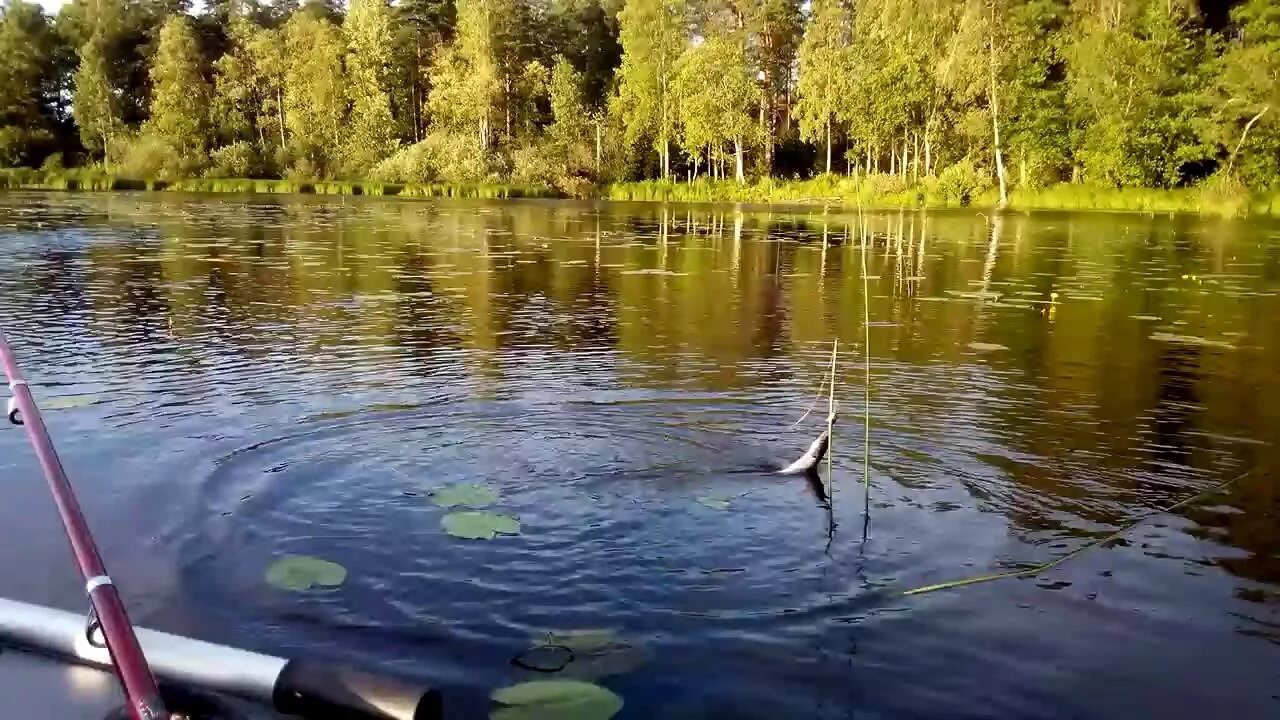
795, 0, 850, 174
344, 0, 398, 172
615, 0, 688, 179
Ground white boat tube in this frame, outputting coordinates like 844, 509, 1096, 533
0, 597, 442, 720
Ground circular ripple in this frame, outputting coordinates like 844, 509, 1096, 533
168, 399, 874, 688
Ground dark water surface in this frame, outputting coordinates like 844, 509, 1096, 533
0, 191, 1277, 719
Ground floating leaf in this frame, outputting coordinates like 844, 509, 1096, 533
491, 680, 622, 720
442, 511, 521, 540
542, 629, 616, 653
524, 629, 646, 680
265, 555, 347, 591
968, 342, 1008, 353
430, 483, 499, 508
696, 496, 731, 511
40, 394, 100, 410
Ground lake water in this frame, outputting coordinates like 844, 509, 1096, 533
0, 191, 1277, 719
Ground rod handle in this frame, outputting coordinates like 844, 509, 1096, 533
272, 660, 443, 720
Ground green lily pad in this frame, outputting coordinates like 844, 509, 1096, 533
265, 555, 347, 591
39, 394, 100, 410
491, 680, 623, 720
430, 483, 499, 508
524, 629, 648, 680
442, 511, 521, 540
696, 496, 731, 511
541, 629, 617, 653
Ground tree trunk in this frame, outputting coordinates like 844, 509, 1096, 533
824, 118, 832, 175
595, 121, 601, 173
735, 136, 744, 183
924, 120, 933, 175
1227, 106, 1270, 175
989, 2, 1008, 207
865, 146, 871, 175
913, 131, 920, 180
890, 143, 895, 176
277, 88, 286, 150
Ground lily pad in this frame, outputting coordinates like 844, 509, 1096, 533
523, 629, 647, 680
442, 511, 521, 540
541, 629, 617, 653
39, 394, 100, 410
696, 496, 731, 511
491, 680, 623, 720
265, 555, 347, 591
430, 483, 499, 508
968, 342, 1008, 352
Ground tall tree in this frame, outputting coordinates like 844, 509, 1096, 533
1215, 0, 1280, 186
0, 0, 60, 165
674, 26, 757, 181
146, 14, 211, 170
283, 10, 346, 174
72, 34, 120, 162
344, 0, 399, 172
395, 0, 456, 141
427, 0, 503, 150
795, 0, 850, 174
745, 0, 802, 173
551, 0, 622, 110
614, 0, 687, 178
1065, 0, 1212, 187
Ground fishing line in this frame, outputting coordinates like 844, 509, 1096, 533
900, 469, 1253, 597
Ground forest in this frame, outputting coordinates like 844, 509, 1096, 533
0, 0, 1276, 205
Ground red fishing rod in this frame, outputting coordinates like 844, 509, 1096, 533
0, 328, 168, 720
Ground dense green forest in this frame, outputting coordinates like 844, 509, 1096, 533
0, 0, 1276, 203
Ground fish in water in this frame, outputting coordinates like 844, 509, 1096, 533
776, 429, 831, 476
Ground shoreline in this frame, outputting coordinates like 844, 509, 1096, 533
3, 170, 1277, 218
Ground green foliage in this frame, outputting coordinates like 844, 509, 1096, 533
0, 0, 60, 166
1066, 0, 1213, 187
146, 15, 210, 174
207, 141, 260, 178
343, 0, 399, 173
794, 0, 851, 174
0, 0, 1271, 198
614, 0, 687, 178
371, 130, 492, 183
936, 158, 991, 205
72, 35, 120, 161
1214, 0, 1280, 188
283, 11, 347, 176
673, 24, 758, 181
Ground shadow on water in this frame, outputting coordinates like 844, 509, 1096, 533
0, 192, 1277, 718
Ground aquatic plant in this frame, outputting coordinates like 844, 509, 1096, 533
490, 680, 623, 720
264, 555, 347, 591
441, 510, 521, 540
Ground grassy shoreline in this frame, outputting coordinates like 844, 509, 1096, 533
3, 168, 1277, 217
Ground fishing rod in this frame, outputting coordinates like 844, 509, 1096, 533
0, 327, 168, 720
